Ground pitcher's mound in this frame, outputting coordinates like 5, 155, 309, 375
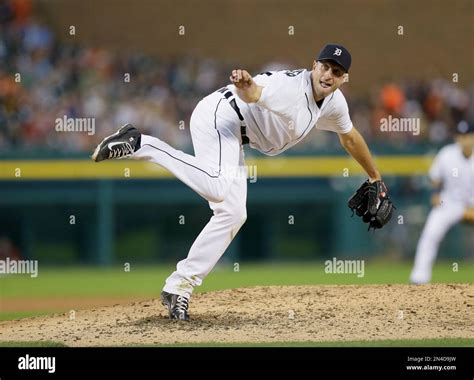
1, 284, 472, 346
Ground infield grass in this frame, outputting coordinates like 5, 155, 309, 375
1, 260, 472, 321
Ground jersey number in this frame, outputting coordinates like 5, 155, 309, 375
284, 69, 304, 77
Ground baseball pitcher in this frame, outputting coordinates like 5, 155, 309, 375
92, 44, 394, 320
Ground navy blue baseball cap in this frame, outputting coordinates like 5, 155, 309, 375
455, 120, 474, 134
317, 43, 352, 72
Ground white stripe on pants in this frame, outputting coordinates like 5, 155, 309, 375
132, 91, 248, 298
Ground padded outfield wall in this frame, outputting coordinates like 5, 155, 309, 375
0, 155, 471, 265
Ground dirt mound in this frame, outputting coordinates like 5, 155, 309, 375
1, 284, 472, 346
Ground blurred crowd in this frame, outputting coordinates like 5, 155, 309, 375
1, 0, 473, 154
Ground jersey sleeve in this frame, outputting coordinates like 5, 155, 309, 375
428, 148, 445, 183
255, 70, 303, 118
315, 90, 353, 134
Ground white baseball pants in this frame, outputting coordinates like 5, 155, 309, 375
410, 201, 465, 284
132, 91, 247, 298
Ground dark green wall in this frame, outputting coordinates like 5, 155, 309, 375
0, 177, 470, 264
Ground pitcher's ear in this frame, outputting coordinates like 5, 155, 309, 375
343, 73, 349, 83
312, 60, 318, 70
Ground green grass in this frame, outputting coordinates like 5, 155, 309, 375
1, 338, 472, 348
1, 261, 472, 299
0, 311, 53, 321
1, 261, 472, 321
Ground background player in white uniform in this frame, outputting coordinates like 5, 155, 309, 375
410, 121, 474, 284
92, 44, 387, 320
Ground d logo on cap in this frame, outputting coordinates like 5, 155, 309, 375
317, 43, 352, 72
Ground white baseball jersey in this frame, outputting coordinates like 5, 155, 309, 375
228, 69, 353, 156
429, 143, 474, 206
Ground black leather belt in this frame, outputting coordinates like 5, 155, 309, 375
218, 87, 249, 145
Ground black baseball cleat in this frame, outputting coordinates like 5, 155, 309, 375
161, 291, 190, 321
91, 123, 141, 162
